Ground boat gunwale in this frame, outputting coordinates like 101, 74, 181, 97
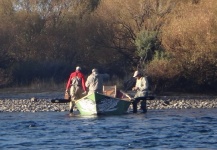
75, 92, 132, 104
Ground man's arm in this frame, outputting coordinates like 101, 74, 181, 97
139, 77, 148, 91
81, 75, 87, 91
66, 74, 72, 90
85, 76, 90, 88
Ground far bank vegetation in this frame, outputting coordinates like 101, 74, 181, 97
0, 0, 217, 94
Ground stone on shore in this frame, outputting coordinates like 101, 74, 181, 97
1, 96, 217, 112
0, 98, 69, 112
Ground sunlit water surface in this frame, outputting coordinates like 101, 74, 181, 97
1, 109, 217, 150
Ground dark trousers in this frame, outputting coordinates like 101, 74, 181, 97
132, 99, 147, 113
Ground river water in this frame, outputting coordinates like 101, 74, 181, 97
1, 108, 217, 150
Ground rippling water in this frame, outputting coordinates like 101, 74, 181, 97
1, 108, 217, 149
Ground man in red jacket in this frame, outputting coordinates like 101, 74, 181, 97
65, 66, 87, 113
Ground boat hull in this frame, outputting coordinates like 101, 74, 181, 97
75, 92, 131, 116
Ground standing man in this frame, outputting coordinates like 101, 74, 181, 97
132, 70, 149, 113
66, 66, 87, 113
85, 68, 109, 95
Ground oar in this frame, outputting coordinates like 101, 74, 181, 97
134, 95, 155, 101
51, 99, 70, 103
120, 90, 155, 101
119, 90, 133, 100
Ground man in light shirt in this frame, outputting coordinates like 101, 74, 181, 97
85, 68, 109, 95
132, 70, 149, 113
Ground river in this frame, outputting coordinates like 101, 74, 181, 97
1, 108, 217, 149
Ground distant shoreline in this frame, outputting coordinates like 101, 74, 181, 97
1, 96, 217, 113
1, 88, 217, 112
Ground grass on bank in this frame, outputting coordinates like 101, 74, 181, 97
0, 80, 66, 94
0, 76, 126, 94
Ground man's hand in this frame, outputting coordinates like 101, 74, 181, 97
64, 90, 70, 100
132, 87, 138, 91
82, 91, 87, 95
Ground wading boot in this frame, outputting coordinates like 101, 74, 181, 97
141, 100, 147, 113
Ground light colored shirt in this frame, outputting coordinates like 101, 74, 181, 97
85, 72, 103, 94
135, 76, 148, 92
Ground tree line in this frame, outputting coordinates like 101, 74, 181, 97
0, 0, 216, 94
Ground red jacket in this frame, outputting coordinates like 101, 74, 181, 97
66, 71, 86, 91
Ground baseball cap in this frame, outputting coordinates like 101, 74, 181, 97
133, 70, 139, 77
76, 66, 81, 71
92, 68, 98, 73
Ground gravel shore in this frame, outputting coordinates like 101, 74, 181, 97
1, 96, 217, 112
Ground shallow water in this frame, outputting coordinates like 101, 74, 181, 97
1, 108, 217, 150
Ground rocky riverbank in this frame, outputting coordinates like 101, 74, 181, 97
1, 96, 217, 112
147, 96, 217, 110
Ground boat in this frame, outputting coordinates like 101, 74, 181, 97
51, 85, 155, 116
75, 91, 132, 116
